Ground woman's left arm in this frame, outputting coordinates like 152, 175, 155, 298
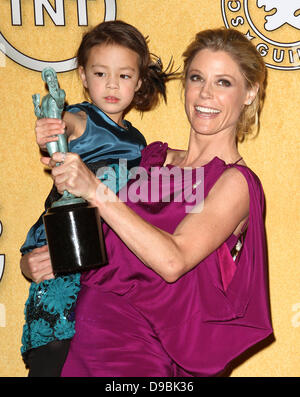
42, 152, 249, 283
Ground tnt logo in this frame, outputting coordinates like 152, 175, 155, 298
0, 0, 117, 72
11, 0, 92, 26
221, 0, 300, 70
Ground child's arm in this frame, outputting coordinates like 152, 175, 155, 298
35, 111, 87, 151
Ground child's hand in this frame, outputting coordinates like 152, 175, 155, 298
20, 245, 55, 283
35, 118, 65, 150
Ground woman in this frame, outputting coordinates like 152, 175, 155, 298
41, 28, 273, 377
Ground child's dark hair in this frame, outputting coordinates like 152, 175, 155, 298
77, 20, 176, 112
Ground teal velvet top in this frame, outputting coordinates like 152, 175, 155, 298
21, 102, 146, 357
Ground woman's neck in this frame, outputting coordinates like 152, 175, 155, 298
178, 129, 241, 167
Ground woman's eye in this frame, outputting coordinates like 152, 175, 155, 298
218, 79, 231, 87
190, 74, 202, 82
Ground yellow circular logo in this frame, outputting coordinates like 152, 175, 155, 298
221, 0, 300, 70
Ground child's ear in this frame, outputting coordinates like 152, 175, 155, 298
78, 66, 88, 89
135, 78, 142, 92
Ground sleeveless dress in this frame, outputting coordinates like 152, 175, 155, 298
61, 141, 273, 377
20, 102, 146, 360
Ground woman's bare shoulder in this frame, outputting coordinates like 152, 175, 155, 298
164, 148, 187, 167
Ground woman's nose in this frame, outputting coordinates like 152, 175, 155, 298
200, 81, 213, 99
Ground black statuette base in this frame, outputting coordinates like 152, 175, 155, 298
43, 202, 107, 274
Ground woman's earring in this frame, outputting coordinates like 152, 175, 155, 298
247, 99, 252, 105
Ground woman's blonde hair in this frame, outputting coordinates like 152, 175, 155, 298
182, 28, 267, 141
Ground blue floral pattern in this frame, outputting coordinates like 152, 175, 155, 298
42, 277, 79, 314
21, 273, 81, 354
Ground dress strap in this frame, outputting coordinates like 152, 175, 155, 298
233, 157, 243, 164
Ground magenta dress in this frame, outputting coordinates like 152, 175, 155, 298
61, 142, 273, 377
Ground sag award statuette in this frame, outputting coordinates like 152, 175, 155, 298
33, 67, 107, 274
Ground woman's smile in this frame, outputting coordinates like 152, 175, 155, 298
194, 105, 221, 117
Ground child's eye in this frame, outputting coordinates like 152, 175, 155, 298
218, 79, 231, 87
120, 74, 131, 79
95, 72, 105, 77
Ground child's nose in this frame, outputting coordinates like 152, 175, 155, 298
106, 75, 119, 89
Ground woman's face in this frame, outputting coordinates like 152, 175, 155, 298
184, 48, 257, 137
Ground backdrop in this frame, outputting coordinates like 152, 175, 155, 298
0, 0, 299, 377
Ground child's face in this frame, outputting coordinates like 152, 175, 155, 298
79, 44, 142, 126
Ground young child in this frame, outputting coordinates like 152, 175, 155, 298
20, 20, 174, 377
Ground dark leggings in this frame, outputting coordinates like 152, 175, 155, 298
26, 339, 71, 377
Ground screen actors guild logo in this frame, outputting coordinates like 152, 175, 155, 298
221, 0, 300, 71
258, 0, 299, 31
0, 0, 117, 72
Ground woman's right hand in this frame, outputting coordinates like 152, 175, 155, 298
35, 118, 65, 150
20, 245, 55, 283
